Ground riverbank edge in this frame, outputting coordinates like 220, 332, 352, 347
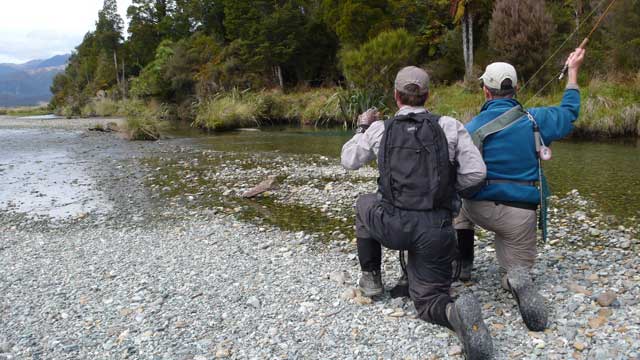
54, 78, 640, 139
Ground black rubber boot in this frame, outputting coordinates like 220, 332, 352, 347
446, 294, 494, 360
506, 267, 548, 332
455, 229, 475, 282
389, 271, 409, 298
358, 270, 383, 297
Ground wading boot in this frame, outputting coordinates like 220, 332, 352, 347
506, 267, 548, 332
446, 294, 494, 360
389, 272, 409, 298
457, 229, 475, 282
358, 270, 383, 297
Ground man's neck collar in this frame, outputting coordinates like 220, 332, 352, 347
395, 105, 428, 116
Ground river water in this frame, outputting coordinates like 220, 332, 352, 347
187, 128, 640, 220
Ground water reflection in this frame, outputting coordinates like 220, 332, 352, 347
188, 127, 640, 219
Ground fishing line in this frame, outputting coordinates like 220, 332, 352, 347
520, 0, 606, 93
522, 0, 619, 104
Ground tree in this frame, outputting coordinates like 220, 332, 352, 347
449, 0, 493, 81
489, 0, 556, 84
340, 29, 419, 93
130, 40, 174, 98
223, 0, 322, 89
320, 0, 393, 47
601, 0, 640, 72
126, 0, 174, 72
95, 0, 124, 51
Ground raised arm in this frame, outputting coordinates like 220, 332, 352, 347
536, 48, 586, 143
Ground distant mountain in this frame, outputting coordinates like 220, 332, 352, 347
0, 54, 70, 107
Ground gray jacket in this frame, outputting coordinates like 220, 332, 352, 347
341, 106, 487, 196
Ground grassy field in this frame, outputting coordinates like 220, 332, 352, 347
0, 105, 51, 116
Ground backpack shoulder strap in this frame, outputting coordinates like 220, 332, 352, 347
470, 105, 527, 150
393, 111, 441, 123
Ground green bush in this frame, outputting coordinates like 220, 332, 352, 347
130, 40, 174, 99
340, 29, 419, 93
120, 99, 169, 140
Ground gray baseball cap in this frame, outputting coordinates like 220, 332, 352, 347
394, 66, 430, 95
479, 62, 518, 89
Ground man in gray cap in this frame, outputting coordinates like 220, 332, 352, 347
341, 66, 492, 359
454, 49, 585, 332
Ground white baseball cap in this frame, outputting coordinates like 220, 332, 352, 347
479, 62, 518, 89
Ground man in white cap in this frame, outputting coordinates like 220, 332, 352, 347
341, 66, 492, 359
454, 49, 586, 332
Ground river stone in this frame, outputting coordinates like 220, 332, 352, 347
596, 291, 618, 307
247, 296, 260, 308
574, 342, 586, 351
354, 296, 372, 305
328, 271, 347, 285
448, 345, 462, 356
340, 288, 357, 300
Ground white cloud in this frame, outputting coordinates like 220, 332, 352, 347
0, 0, 132, 63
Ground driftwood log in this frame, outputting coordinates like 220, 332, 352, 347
242, 175, 277, 198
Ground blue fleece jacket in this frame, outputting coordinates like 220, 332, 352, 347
465, 88, 581, 204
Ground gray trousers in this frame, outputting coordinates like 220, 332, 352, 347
355, 193, 457, 328
454, 200, 538, 271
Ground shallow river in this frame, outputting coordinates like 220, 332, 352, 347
184, 127, 640, 220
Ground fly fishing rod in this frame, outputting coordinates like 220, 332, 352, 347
523, 0, 619, 104
558, 0, 619, 80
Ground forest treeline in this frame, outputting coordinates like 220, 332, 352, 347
51, 0, 640, 137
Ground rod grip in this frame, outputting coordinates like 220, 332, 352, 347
579, 37, 589, 49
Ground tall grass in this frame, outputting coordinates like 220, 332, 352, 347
81, 98, 120, 117
194, 89, 260, 131
193, 88, 360, 131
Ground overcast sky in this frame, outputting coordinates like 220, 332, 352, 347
0, 0, 132, 64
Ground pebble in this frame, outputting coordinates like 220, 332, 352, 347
448, 345, 462, 356
340, 288, 357, 300
246, 296, 261, 309
596, 291, 618, 307
328, 271, 347, 285
354, 296, 372, 305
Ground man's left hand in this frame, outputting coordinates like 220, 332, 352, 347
357, 108, 380, 127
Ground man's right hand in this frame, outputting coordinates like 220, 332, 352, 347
566, 48, 586, 71
566, 48, 586, 85
357, 108, 380, 127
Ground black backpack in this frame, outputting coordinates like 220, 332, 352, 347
377, 112, 456, 211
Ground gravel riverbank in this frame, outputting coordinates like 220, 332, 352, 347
1, 118, 639, 359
